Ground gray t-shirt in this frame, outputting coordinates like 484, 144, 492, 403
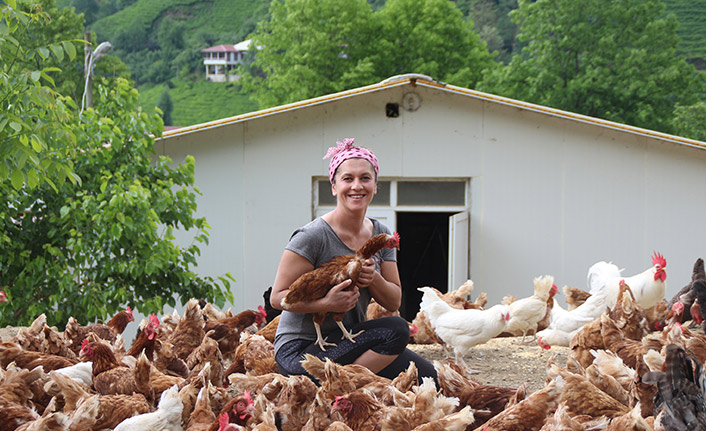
273, 217, 396, 354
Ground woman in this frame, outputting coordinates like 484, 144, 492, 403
270, 138, 437, 383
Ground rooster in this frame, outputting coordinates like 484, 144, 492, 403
418, 286, 510, 366
587, 251, 667, 310
280, 232, 400, 350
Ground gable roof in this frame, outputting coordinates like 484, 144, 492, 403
157, 75, 706, 151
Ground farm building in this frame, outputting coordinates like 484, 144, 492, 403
154, 74, 706, 321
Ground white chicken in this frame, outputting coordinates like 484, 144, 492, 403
587, 252, 667, 310
504, 275, 559, 341
418, 286, 510, 366
543, 290, 610, 344
113, 384, 183, 431
54, 361, 93, 387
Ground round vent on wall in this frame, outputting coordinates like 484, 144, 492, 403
402, 92, 421, 111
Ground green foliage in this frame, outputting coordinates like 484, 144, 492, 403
138, 79, 257, 126
0, 0, 79, 192
241, 0, 496, 108
0, 76, 234, 328
674, 101, 706, 141
241, 0, 380, 108
157, 89, 173, 125
478, 0, 705, 134
375, 0, 496, 88
90, 0, 271, 85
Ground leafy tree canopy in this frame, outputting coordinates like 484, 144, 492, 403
1, 0, 79, 192
477, 0, 705, 134
375, 0, 496, 88
0, 1, 234, 328
241, 0, 496, 108
240, 0, 380, 107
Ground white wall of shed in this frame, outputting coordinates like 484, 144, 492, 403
155, 83, 706, 316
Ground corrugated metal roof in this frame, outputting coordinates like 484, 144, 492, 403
157, 76, 706, 150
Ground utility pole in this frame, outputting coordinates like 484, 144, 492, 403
81, 31, 112, 114
83, 31, 93, 110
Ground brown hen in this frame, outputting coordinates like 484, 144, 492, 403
280, 232, 400, 350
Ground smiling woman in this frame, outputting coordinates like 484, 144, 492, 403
269, 138, 439, 386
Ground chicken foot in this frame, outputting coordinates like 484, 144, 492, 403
314, 322, 337, 351
335, 321, 364, 344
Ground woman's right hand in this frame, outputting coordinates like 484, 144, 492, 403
325, 279, 359, 313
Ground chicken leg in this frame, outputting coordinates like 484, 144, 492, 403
335, 321, 364, 344
314, 322, 337, 351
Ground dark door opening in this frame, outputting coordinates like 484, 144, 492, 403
396, 212, 453, 321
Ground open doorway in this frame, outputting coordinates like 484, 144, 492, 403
396, 212, 454, 321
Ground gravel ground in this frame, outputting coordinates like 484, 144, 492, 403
1, 326, 567, 393
409, 336, 569, 393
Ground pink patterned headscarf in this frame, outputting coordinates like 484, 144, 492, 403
323, 138, 379, 184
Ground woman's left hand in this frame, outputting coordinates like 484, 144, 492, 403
356, 258, 376, 288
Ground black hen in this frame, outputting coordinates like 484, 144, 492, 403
643, 343, 706, 430
660, 258, 705, 328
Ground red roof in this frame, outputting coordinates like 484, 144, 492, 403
201, 44, 238, 53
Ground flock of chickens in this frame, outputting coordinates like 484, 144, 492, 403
2, 251, 706, 430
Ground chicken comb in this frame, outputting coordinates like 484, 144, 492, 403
392, 232, 401, 244
257, 305, 267, 317
125, 306, 133, 317
81, 338, 90, 350
218, 412, 229, 429
652, 251, 667, 267
148, 313, 160, 326
244, 390, 252, 403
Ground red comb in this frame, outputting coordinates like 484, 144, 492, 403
149, 313, 160, 326
392, 232, 400, 243
258, 305, 267, 317
218, 412, 229, 428
652, 251, 666, 267
81, 338, 89, 349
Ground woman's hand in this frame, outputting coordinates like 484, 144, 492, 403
356, 258, 376, 288
325, 279, 360, 313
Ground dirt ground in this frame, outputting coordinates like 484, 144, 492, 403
1, 325, 566, 393
408, 336, 568, 393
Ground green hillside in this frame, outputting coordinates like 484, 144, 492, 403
90, 0, 269, 45
139, 79, 258, 127
64, 0, 705, 127
662, 0, 706, 69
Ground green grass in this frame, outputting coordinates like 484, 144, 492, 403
138, 78, 259, 127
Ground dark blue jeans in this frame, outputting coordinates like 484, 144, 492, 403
276, 316, 437, 385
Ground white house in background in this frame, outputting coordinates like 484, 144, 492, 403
153, 74, 706, 320
201, 39, 251, 82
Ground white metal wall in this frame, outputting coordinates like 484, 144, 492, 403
155, 82, 706, 314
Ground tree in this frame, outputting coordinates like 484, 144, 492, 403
157, 89, 173, 126
673, 101, 706, 141
241, 0, 496, 108
1, 0, 79, 192
478, 0, 705, 134
240, 0, 381, 108
0, 76, 234, 328
375, 0, 496, 88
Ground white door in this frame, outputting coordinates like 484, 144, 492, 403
314, 208, 396, 233
448, 211, 469, 292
